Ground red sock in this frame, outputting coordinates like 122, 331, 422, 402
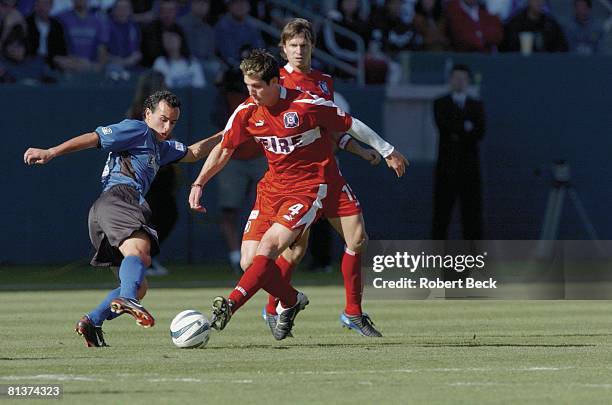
229, 255, 297, 313
341, 248, 363, 316
265, 255, 295, 315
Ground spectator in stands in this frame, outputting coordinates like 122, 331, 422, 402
214, 0, 264, 67
486, 0, 553, 22
413, 0, 449, 51
18, 0, 35, 17
501, 0, 568, 52
57, 0, 108, 71
565, 0, 603, 55
89, 0, 114, 15
432, 64, 485, 240
178, 0, 220, 82
446, 0, 503, 52
369, 0, 423, 57
321, 0, 369, 80
140, 0, 188, 67
105, 0, 141, 72
0, 0, 25, 46
327, 0, 370, 51
152, 28, 205, 88
0, 28, 54, 82
323, 0, 372, 80
130, 0, 155, 25
485, 0, 511, 21
24, 0, 69, 70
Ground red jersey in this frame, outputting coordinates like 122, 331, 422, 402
224, 92, 264, 160
221, 87, 352, 189
279, 63, 334, 101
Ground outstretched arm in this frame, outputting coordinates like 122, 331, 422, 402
347, 118, 409, 177
180, 131, 223, 163
24, 132, 99, 165
188, 143, 234, 212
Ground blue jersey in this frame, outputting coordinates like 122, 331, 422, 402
95, 119, 187, 200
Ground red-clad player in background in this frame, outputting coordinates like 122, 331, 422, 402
257, 18, 393, 337
189, 49, 407, 340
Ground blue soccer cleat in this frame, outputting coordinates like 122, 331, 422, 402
340, 312, 383, 337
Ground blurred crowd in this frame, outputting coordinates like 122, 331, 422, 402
0, 0, 609, 85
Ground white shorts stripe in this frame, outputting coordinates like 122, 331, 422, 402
292, 184, 328, 231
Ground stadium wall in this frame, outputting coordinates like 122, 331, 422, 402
3, 54, 612, 264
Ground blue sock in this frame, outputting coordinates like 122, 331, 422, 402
119, 255, 146, 300
87, 287, 121, 326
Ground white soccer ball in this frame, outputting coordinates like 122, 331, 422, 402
170, 310, 211, 348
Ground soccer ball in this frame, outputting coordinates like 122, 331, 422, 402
170, 310, 211, 348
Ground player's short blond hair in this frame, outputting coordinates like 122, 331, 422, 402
279, 18, 315, 60
239, 49, 280, 84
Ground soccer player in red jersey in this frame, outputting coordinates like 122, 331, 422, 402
260, 18, 406, 337
189, 49, 407, 340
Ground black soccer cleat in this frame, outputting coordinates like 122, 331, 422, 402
263, 307, 278, 332
262, 306, 293, 338
340, 312, 383, 337
211, 296, 233, 331
110, 297, 155, 328
75, 316, 108, 347
273, 292, 309, 341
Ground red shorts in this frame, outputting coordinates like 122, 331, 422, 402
243, 177, 362, 242
322, 178, 362, 219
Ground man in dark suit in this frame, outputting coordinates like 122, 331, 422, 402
432, 63, 485, 240
24, 0, 68, 70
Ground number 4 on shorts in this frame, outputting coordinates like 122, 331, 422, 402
283, 203, 304, 221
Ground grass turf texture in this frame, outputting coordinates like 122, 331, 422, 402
2, 283, 612, 404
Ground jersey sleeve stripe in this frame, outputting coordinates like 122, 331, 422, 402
223, 102, 256, 133
293, 97, 339, 108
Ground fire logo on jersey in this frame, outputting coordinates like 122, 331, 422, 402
283, 112, 299, 128
318, 81, 330, 96
256, 128, 321, 155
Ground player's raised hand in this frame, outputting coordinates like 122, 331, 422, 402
188, 184, 207, 213
24, 148, 54, 165
385, 150, 409, 178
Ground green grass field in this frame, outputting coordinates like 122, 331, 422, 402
1, 266, 612, 404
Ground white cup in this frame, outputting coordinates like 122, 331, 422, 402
519, 31, 535, 56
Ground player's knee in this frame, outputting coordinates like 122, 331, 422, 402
256, 238, 280, 259
283, 245, 306, 265
240, 256, 252, 271
348, 231, 369, 253
136, 252, 152, 269
121, 243, 152, 268
123, 252, 151, 268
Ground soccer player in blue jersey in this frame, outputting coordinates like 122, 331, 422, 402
24, 90, 220, 347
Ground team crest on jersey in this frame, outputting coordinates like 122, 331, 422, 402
283, 112, 299, 128
318, 81, 330, 96
148, 153, 159, 172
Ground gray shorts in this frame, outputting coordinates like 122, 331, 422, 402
217, 157, 267, 209
88, 184, 159, 267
